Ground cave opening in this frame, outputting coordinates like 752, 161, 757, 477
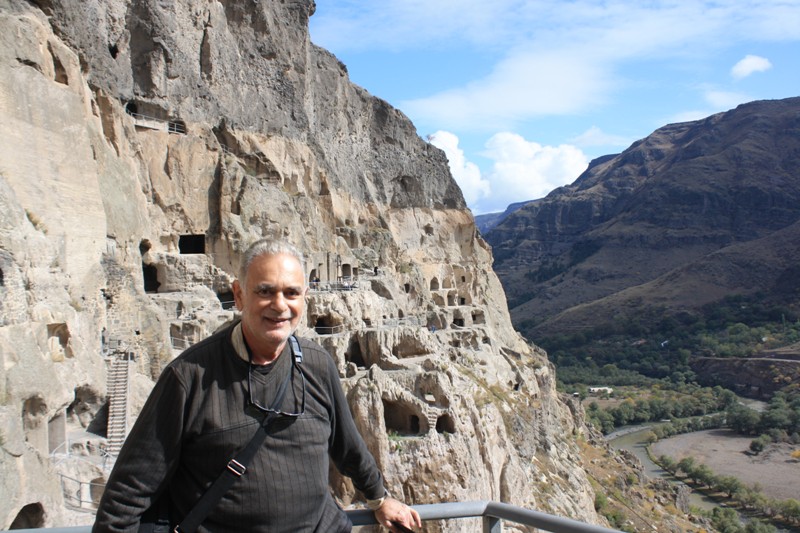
178, 234, 205, 254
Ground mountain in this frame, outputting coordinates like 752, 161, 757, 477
486, 97, 800, 341
474, 200, 533, 234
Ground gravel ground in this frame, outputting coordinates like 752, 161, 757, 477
651, 428, 800, 501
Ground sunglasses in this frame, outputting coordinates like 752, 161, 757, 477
245, 336, 306, 418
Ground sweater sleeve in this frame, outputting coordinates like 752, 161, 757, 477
324, 357, 386, 501
93, 366, 188, 532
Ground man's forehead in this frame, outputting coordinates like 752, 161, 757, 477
252, 281, 303, 289
243, 253, 305, 282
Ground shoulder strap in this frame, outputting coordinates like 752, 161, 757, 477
174, 336, 301, 533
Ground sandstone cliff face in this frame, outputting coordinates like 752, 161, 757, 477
0, 0, 605, 529
486, 98, 800, 337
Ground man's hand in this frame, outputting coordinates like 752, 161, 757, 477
374, 497, 422, 532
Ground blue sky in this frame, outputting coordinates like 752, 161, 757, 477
309, 1, 800, 215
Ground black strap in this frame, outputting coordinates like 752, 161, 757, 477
174, 336, 303, 533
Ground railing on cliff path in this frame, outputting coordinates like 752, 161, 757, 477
3, 501, 622, 533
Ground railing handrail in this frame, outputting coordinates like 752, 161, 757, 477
348, 501, 621, 533
2, 501, 621, 533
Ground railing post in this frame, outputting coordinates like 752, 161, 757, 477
483, 515, 502, 533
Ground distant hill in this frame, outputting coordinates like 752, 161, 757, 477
474, 200, 533, 234
485, 97, 800, 341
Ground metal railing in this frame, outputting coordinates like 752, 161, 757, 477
125, 110, 186, 134
58, 474, 105, 513
309, 280, 361, 292
4, 501, 622, 532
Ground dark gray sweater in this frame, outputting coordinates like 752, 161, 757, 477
93, 323, 385, 532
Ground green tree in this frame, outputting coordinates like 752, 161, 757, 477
692, 463, 716, 488
716, 475, 744, 498
728, 403, 761, 435
750, 434, 771, 455
658, 455, 677, 474
780, 499, 800, 524
677, 456, 695, 478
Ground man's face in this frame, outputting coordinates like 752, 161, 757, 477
233, 253, 307, 360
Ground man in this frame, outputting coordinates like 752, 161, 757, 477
94, 239, 421, 532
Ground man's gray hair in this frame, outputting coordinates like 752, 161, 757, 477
239, 238, 306, 283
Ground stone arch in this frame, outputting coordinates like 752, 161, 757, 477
429, 277, 439, 291
10, 503, 45, 529
443, 277, 453, 289
472, 310, 486, 325
432, 293, 445, 307
436, 413, 456, 434
383, 399, 427, 436
447, 292, 457, 306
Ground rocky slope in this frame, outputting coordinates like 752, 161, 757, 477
486, 98, 800, 338
0, 0, 646, 530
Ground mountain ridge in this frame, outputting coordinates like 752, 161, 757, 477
486, 97, 800, 338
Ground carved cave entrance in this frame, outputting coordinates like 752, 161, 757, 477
346, 338, 366, 368
10, 503, 45, 529
217, 290, 235, 310
142, 263, 160, 293
314, 315, 340, 335
383, 399, 425, 436
178, 234, 205, 254
436, 413, 456, 434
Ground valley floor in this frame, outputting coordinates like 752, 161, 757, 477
651, 428, 799, 501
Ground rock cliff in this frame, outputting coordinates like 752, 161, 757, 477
0, 0, 614, 529
486, 98, 800, 339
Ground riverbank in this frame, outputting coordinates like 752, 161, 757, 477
651, 428, 799, 501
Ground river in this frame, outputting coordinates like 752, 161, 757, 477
607, 425, 719, 511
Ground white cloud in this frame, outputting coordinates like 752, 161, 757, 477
427, 131, 589, 214
477, 133, 589, 213
731, 54, 773, 79
403, 50, 614, 131
571, 126, 632, 149
427, 131, 490, 206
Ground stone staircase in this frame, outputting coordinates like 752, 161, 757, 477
106, 354, 133, 456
